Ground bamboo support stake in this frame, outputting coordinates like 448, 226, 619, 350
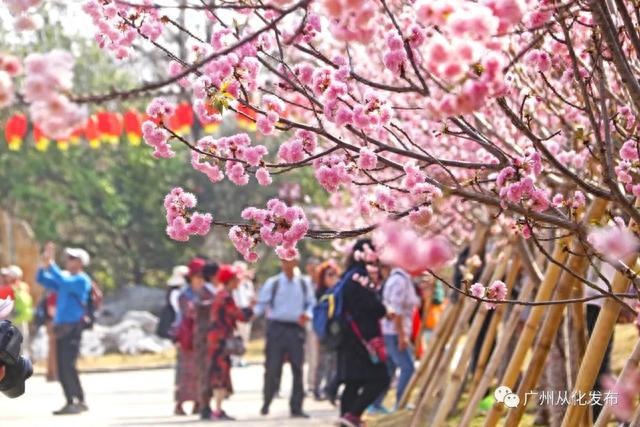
427, 249, 513, 427
569, 286, 588, 388
503, 198, 609, 427
398, 300, 456, 409
469, 257, 522, 395
410, 283, 490, 423
561, 253, 639, 426
482, 235, 572, 427
400, 225, 491, 411
632, 405, 640, 427
458, 274, 535, 427
595, 339, 640, 426
410, 300, 462, 404
411, 260, 498, 423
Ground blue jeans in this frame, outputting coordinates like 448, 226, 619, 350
373, 334, 415, 407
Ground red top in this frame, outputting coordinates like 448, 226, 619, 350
0, 285, 14, 301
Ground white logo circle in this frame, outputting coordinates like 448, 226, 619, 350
503, 393, 520, 408
494, 385, 512, 403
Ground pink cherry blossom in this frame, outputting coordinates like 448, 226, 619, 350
231, 200, 309, 262
374, 220, 453, 275
588, 225, 640, 263
601, 369, 640, 421
256, 167, 272, 186
358, 147, 378, 170
470, 282, 486, 298
142, 120, 175, 159
485, 280, 507, 309
164, 187, 213, 241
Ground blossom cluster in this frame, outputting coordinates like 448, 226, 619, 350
229, 199, 309, 262
588, 219, 640, 263
414, 0, 525, 117
374, 220, 453, 275
83, 0, 164, 60
5, 0, 43, 31
0, 54, 21, 109
495, 149, 549, 213
616, 139, 640, 198
164, 187, 212, 241
191, 133, 270, 186
278, 130, 317, 163
469, 280, 508, 309
23, 50, 87, 139
142, 97, 176, 158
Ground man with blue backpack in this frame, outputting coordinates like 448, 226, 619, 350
36, 243, 92, 416
255, 257, 315, 419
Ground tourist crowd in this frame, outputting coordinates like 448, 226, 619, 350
163, 238, 447, 427
0, 239, 621, 426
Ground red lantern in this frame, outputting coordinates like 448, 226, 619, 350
169, 102, 194, 135
33, 126, 50, 151
85, 115, 100, 149
4, 114, 27, 151
123, 110, 142, 146
97, 111, 123, 144
236, 103, 257, 131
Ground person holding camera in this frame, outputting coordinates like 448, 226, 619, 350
36, 242, 92, 415
0, 298, 33, 399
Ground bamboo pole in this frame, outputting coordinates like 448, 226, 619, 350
595, 339, 640, 426
416, 261, 496, 414
482, 235, 572, 427
398, 300, 456, 409
458, 270, 535, 427
569, 286, 588, 389
410, 300, 462, 403
503, 198, 609, 426
632, 405, 640, 427
469, 257, 522, 395
561, 253, 639, 426
428, 249, 513, 427
410, 261, 498, 426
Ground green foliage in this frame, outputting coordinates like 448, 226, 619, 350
0, 4, 332, 290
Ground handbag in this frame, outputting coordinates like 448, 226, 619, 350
347, 316, 386, 364
222, 335, 246, 356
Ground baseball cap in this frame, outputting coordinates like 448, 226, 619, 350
65, 248, 90, 266
6, 266, 23, 279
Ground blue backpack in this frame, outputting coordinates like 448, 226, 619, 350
312, 270, 351, 350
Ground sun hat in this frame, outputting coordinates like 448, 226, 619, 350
167, 265, 189, 287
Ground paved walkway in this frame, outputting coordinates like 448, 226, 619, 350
3, 365, 338, 427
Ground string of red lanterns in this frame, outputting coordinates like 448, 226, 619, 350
2, 102, 257, 152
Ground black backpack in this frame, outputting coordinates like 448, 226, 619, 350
156, 291, 177, 339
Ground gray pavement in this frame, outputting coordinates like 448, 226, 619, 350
2, 365, 338, 427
